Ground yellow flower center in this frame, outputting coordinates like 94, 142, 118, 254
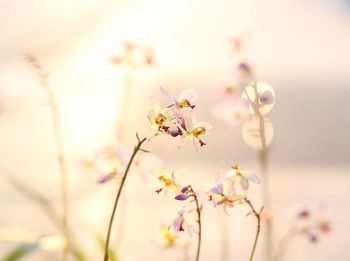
225, 86, 236, 95
192, 127, 206, 138
161, 227, 176, 247
159, 175, 173, 187
232, 164, 241, 176
233, 111, 242, 121
155, 113, 167, 125
178, 99, 191, 108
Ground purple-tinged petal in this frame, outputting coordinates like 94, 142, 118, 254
244, 172, 261, 184
239, 177, 249, 190
97, 175, 111, 184
259, 90, 275, 105
210, 182, 224, 195
175, 193, 190, 201
172, 216, 185, 233
181, 186, 190, 193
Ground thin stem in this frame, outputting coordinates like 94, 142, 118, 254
189, 185, 202, 261
245, 199, 263, 261
246, 81, 272, 261
25, 55, 70, 261
103, 135, 147, 261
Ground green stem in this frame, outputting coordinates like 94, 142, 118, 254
103, 135, 147, 261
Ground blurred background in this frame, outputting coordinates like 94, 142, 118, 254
0, 0, 349, 260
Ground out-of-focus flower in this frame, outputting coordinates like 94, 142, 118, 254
110, 41, 155, 68
293, 204, 332, 243
226, 164, 260, 191
181, 113, 212, 149
160, 87, 198, 109
212, 98, 250, 131
148, 102, 176, 136
237, 62, 254, 86
159, 225, 177, 248
81, 146, 126, 184
152, 169, 185, 194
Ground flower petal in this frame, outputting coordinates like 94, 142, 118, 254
211, 182, 224, 195
179, 89, 198, 104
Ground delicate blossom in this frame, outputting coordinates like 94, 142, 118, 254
293, 205, 331, 243
81, 146, 126, 184
159, 225, 177, 248
226, 164, 260, 191
206, 180, 246, 213
152, 169, 185, 194
148, 102, 176, 136
110, 41, 154, 68
160, 87, 198, 109
181, 113, 212, 148
169, 208, 186, 233
148, 88, 211, 150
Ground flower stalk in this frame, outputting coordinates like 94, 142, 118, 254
25, 54, 70, 261
244, 81, 272, 261
188, 185, 202, 261
245, 199, 264, 261
103, 134, 147, 261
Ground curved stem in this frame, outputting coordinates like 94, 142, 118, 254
25, 55, 70, 261
189, 186, 202, 261
103, 135, 147, 261
245, 199, 263, 261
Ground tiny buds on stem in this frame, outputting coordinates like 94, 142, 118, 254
175, 193, 191, 201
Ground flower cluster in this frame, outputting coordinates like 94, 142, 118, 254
212, 37, 276, 150
110, 41, 154, 68
148, 87, 212, 149
293, 205, 331, 243
206, 165, 260, 213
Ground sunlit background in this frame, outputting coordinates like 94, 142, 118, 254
1, 0, 350, 260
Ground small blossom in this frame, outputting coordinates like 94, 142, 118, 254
159, 225, 177, 248
169, 208, 186, 233
226, 164, 260, 191
206, 180, 246, 213
148, 102, 176, 136
292, 204, 332, 244
81, 146, 126, 184
152, 169, 185, 194
181, 112, 212, 149
160, 87, 198, 109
